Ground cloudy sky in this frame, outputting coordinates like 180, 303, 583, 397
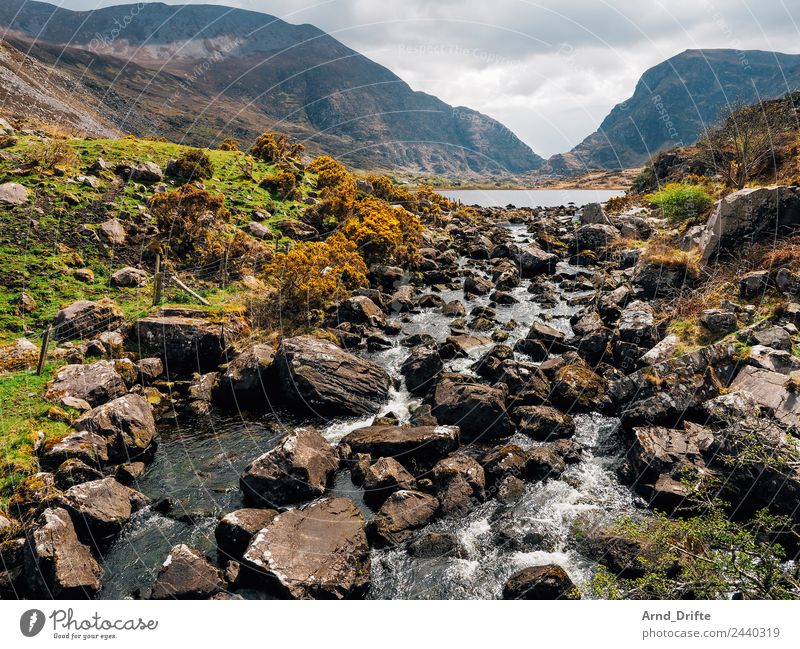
50, 1, 800, 156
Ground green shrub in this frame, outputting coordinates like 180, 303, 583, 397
168, 148, 214, 181
645, 183, 714, 223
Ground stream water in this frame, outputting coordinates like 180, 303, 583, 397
98, 220, 642, 600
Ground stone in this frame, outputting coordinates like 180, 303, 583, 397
572, 223, 620, 252
524, 447, 566, 481
137, 357, 164, 383
481, 444, 526, 485
217, 344, 275, 401
246, 221, 274, 240
699, 309, 738, 335
332, 296, 386, 329
698, 186, 800, 263
401, 346, 443, 395
368, 490, 439, 547
61, 478, 149, 545
341, 425, 459, 471
363, 457, 415, 508
274, 336, 390, 416
110, 266, 147, 287
445, 333, 491, 355
39, 431, 109, 470
129, 161, 163, 183
99, 218, 126, 245
72, 393, 157, 461
115, 462, 146, 486
0, 182, 28, 205
150, 544, 224, 600
464, 274, 493, 296
52, 299, 125, 341
730, 365, 800, 428
739, 270, 772, 299
618, 300, 658, 347
515, 405, 575, 441
441, 300, 466, 317
45, 360, 126, 407
627, 425, 714, 487
640, 334, 679, 366
503, 564, 578, 599
24, 508, 103, 599
72, 268, 94, 283
581, 202, 610, 225
240, 427, 338, 507
431, 454, 485, 513
243, 497, 370, 599
431, 376, 513, 441
747, 345, 800, 374
407, 532, 464, 558
215, 508, 279, 560
752, 326, 792, 351
550, 356, 606, 412
275, 219, 318, 240
54, 459, 104, 490
472, 344, 514, 381
513, 244, 558, 277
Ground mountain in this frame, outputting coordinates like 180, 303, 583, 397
0, 1, 544, 177
555, 49, 800, 171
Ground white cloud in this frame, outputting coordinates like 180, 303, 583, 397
43, 0, 800, 155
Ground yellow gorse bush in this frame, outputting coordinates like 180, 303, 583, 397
343, 197, 422, 265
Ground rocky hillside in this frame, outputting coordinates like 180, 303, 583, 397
1, 117, 800, 600
0, 1, 544, 178
557, 49, 800, 171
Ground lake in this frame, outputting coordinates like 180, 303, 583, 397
440, 188, 625, 208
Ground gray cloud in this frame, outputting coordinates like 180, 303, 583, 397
48, 0, 800, 155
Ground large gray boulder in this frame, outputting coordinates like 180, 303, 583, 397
215, 508, 278, 560
341, 425, 459, 470
242, 497, 370, 599
368, 490, 440, 547
274, 336, 390, 416
72, 393, 156, 461
24, 508, 103, 598
240, 427, 338, 507
52, 299, 125, 341
730, 366, 800, 428
44, 361, 127, 407
61, 478, 149, 545
699, 186, 800, 263
217, 344, 276, 401
150, 544, 224, 600
431, 375, 512, 441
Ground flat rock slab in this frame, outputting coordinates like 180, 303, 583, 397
150, 544, 224, 600
341, 425, 460, 470
731, 365, 800, 428
242, 497, 369, 599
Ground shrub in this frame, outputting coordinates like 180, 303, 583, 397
260, 168, 299, 200
265, 233, 367, 323
23, 140, 80, 172
645, 183, 714, 224
343, 197, 422, 265
168, 148, 214, 181
367, 174, 414, 204
149, 185, 230, 264
218, 137, 240, 151
640, 241, 701, 275
250, 131, 304, 164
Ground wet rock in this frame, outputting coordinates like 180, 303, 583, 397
632, 254, 697, 299
53, 299, 125, 341
524, 321, 569, 352
368, 490, 439, 547
698, 186, 800, 263
274, 336, 390, 416
61, 477, 149, 546
503, 564, 578, 600
110, 266, 147, 287
550, 355, 606, 412
401, 346, 443, 395
150, 544, 224, 600
441, 300, 466, 317
496, 360, 551, 409
115, 462, 146, 486
572, 311, 612, 363
341, 425, 459, 470
572, 224, 620, 252
464, 274, 493, 296
551, 438, 583, 464
390, 285, 417, 312
54, 459, 104, 490
243, 497, 370, 599
481, 444, 526, 485
472, 344, 514, 381
332, 295, 386, 329
513, 243, 558, 277
407, 532, 464, 558
45, 360, 127, 407
524, 447, 566, 481
217, 344, 275, 402
72, 393, 156, 462
628, 425, 714, 482
363, 457, 415, 509
240, 427, 338, 507
369, 264, 404, 292
699, 309, 737, 335
431, 454, 485, 514
515, 405, 575, 440
444, 333, 491, 356
432, 375, 513, 441
497, 475, 526, 503
134, 308, 249, 374
24, 508, 103, 599
39, 431, 109, 470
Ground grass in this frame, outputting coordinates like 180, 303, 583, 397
0, 363, 70, 509
645, 182, 715, 224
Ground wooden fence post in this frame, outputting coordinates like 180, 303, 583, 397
36, 324, 52, 376
152, 253, 163, 306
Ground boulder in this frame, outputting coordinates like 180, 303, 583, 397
739, 270, 772, 299
632, 253, 698, 299
515, 405, 575, 440
39, 431, 109, 470
513, 244, 558, 277
580, 202, 610, 225
332, 296, 386, 329
110, 266, 147, 287
699, 186, 800, 263
240, 427, 338, 507
341, 425, 459, 470
0, 182, 28, 206
246, 221, 274, 240
61, 478, 149, 545
445, 333, 491, 355
362, 457, 415, 508
7, 473, 62, 523
53, 299, 125, 341
368, 490, 439, 547
72, 393, 156, 461
98, 218, 126, 245
730, 366, 800, 428
407, 532, 464, 559
129, 161, 163, 183
54, 459, 104, 490
275, 219, 318, 240
751, 326, 793, 352
243, 497, 370, 599
150, 544, 224, 600
550, 356, 606, 412
44, 361, 127, 407
503, 564, 578, 599
431, 454, 485, 513
23, 508, 103, 599
134, 308, 249, 374
572, 224, 620, 252
137, 357, 164, 383
481, 444, 526, 485
401, 346, 443, 395
618, 300, 658, 347
274, 336, 390, 416
215, 508, 279, 560
746, 345, 800, 374
217, 344, 275, 401
640, 334, 679, 366
524, 447, 566, 481
699, 309, 737, 335
431, 376, 513, 440
472, 344, 514, 381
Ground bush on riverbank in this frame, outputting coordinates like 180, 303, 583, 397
645, 183, 714, 224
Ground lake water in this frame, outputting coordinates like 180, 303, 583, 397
440, 189, 624, 208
